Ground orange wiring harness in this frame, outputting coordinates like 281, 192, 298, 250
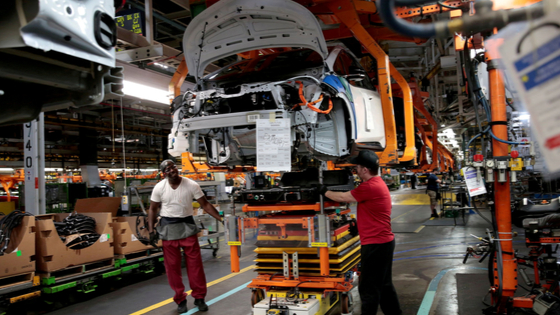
291, 81, 333, 114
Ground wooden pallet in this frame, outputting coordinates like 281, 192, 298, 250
115, 248, 163, 263
0, 272, 35, 290
38, 258, 114, 280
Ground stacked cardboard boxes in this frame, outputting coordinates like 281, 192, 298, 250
35, 212, 114, 274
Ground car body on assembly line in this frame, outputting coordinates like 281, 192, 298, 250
168, 0, 397, 169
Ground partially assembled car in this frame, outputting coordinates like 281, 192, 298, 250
168, 0, 400, 168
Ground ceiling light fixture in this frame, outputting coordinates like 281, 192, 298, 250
123, 80, 170, 105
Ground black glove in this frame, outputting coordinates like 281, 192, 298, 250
317, 184, 329, 195
149, 231, 159, 247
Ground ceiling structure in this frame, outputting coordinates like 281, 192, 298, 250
0, 0, 485, 170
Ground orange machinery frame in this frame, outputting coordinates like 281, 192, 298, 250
0, 170, 24, 202
228, 203, 356, 294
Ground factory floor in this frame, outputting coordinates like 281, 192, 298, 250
47, 187, 510, 315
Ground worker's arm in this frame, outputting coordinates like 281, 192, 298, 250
147, 201, 161, 233
197, 196, 222, 222
436, 179, 442, 183
325, 191, 357, 203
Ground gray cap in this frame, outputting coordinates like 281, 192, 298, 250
159, 159, 175, 173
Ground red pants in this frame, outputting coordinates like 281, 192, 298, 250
162, 235, 207, 304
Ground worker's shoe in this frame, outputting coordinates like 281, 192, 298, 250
177, 300, 188, 314
194, 299, 209, 312
431, 213, 438, 218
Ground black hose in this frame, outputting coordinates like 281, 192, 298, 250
437, 1, 459, 9
472, 198, 493, 226
377, 0, 437, 38
378, 0, 544, 39
0, 211, 33, 255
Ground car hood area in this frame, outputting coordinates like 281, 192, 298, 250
183, 0, 328, 81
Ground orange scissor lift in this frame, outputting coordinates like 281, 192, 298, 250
226, 200, 360, 314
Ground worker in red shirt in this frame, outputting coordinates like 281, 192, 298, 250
318, 151, 402, 315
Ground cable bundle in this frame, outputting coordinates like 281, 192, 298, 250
55, 213, 100, 250
0, 211, 33, 256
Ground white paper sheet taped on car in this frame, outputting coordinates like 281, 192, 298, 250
256, 119, 291, 172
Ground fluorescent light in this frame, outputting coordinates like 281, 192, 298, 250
441, 124, 445, 127
123, 80, 170, 105
0, 168, 14, 172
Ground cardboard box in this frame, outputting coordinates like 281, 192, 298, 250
0, 216, 35, 279
110, 216, 162, 255
74, 197, 121, 217
35, 213, 114, 273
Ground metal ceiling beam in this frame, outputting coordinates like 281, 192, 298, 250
117, 27, 182, 62
170, 0, 190, 10
165, 10, 191, 20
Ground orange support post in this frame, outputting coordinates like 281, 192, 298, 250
230, 245, 240, 273
390, 63, 416, 163
320, 247, 330, 276
486, 44, 517, 310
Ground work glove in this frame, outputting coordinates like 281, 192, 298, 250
149, 231, 159, 248
316, 184, 329, 195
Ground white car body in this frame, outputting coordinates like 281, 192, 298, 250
168, 0, 386, 167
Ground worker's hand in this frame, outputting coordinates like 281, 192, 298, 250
149, 231, 159, 246
316, 184, 329, 195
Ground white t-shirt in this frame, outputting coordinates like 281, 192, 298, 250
150, 177, 205, 217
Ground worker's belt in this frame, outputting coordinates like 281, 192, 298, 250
156, 216, 199, 241
160, 216, 195, 225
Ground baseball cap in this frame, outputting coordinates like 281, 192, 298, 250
160, 159, 175, 173
349, 150, 380, 170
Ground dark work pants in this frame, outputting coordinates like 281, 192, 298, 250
359, 240, 402, 315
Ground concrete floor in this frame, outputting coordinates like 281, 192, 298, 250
46, 187, 511, 315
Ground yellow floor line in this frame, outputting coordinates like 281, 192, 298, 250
129, 265, 256, 315
414, 226, 426, 233
391, 208, 417, 222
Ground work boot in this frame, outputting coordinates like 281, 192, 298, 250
431, 213, 438, 218
194, 299, 209, 312
177, 300, 188, 314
